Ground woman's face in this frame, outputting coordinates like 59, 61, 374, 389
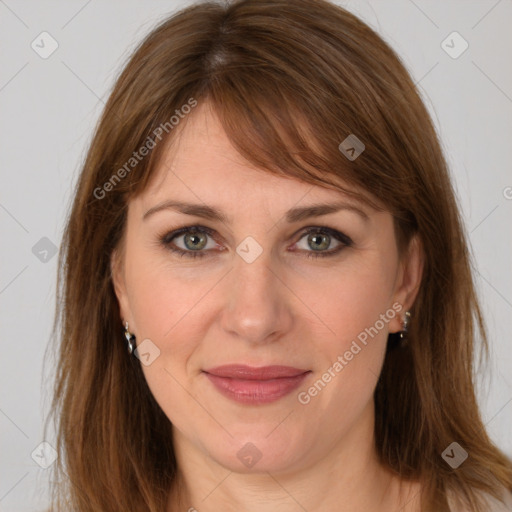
111, 102, 422, 475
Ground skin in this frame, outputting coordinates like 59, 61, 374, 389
111, 101, 424, 512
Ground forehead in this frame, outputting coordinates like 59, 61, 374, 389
137, 102, 367, 215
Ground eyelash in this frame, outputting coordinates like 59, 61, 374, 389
158, 224, 353, 260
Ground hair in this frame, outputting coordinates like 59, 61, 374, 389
45, 0, 512, 511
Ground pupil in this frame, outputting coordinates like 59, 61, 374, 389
310, 233, 328, 251
186, 232, 205, 250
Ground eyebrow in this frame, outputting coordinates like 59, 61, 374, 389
142, 200, 369, 223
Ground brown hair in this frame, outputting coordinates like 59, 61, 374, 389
45, 0, 512, 510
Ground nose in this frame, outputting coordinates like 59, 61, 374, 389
219, 246, 294, 346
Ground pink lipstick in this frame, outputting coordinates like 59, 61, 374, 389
203, 364, 311, 404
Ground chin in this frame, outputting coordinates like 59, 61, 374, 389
203, 431, 311, 475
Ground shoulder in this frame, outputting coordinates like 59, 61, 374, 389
486, 489, 512, 511
447, 487, 512, 512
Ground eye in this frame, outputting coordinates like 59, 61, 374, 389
292, 227, 353, 259
158, 225, 353, 259
159, 225, 219, 259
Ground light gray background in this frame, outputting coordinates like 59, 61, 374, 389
1, 1, 511, 510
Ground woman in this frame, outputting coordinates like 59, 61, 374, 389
46, 0, 512, 510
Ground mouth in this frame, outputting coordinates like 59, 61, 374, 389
202, 364, 312, 404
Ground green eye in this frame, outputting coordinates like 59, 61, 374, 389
159, 225, 353, 259
293, 227, 353, 259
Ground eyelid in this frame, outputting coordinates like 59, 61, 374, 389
160, 224, 218, 244
158, 223, 353, 258
299, 226, 353, 246
160, 225, 222, 253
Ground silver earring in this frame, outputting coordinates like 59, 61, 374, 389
399, 311, 411, 346
124, 321, 136, 354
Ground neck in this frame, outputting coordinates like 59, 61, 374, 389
167, 401, 420, 511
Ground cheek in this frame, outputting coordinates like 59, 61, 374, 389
123, 251, 210, 430
299, 253, 397, 348
294, 254, 396, 403
124, 245, 209, 342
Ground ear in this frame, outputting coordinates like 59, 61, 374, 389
110, 246, 133, 328
388, 234, 424, 333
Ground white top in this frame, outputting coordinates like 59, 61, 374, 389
483, 491, 512, 511
448, 489, 512, 511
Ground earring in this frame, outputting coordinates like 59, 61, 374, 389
399, 311, 411, 347
124, 321, 136, 354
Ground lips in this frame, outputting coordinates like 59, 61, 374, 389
204, 364, 309, 379
202, 364, 311, 404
